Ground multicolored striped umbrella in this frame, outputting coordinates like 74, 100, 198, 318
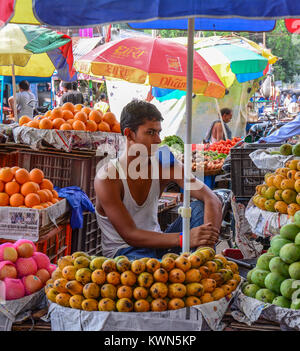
0, 23, 76, 119
194, 36, 278, 89
0, 23, 76, 81
75, 36, 225, 98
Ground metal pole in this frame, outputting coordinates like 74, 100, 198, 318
12, 64, 18, 122
181, 18, 194, 254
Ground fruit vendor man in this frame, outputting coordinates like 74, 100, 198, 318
94, 100, 222, 261
204, 108, 233, 143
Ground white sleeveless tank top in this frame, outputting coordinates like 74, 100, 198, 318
95, 158, 162, 258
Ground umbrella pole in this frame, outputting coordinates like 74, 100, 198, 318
12, 64, 18, 122
215, 98, 228, 140
181, 18, 194, 254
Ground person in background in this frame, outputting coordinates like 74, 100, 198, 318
59, 81, 84, 106
8, 80, 36, 121
94, 93, 110, 114
283, 93, 291, 109
204, 108, 233, 143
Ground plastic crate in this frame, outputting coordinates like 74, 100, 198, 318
17, 148, 105, 198
0, 224, 72, 264
71, 212, 102, 256
0, 149, 19, 168
230, 143, 280, 198
158, 205, 180, 232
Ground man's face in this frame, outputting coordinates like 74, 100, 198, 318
223, 112, 232, 123
128, 119, 162, 157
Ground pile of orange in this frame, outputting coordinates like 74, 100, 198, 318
19, 103, 121, 134
0, 167, 59, 209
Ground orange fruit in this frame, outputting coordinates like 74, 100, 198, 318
89, 110, 102, 124
62, 110, 74, 121
0, 180, 4, 192
51, 108, 63, 120
61, 102, 75, 114
43, 189, 53, 201
39, 118, 53, 130
37, 190, 48, 203
73, 120, 86, 131
74, 111, 88, 124
82, 107, 91, 116
85, 120, 98, 132
19, 116, 31, 126
52, 198, 59, 204
21, 182, 38, 196
52, 190, 59, 199
200, 293, 214, 304
53, 118, 65, 130
4, 181, 20, 196
25, 193, 41, 208
0, 168, 14, 182
40, 179, 54, 191
27, 120, 39, 128
0, 192, 10, 206
98, 121, 110, 132
32, 205, 44, 210
34, 115, 44, 121
9, 193, 25, 207
11, 166, 20, 175
74, 104, 83, 111
41, 203, 49, 208
67, 119, 75, 126
111, 123, 121, 133
29, 169, 44, 184
60, 123, 72, 130
102, 112, 117, 127
14, 168, 30, 184
45, 110, 52, 118
46, 201, 53, 207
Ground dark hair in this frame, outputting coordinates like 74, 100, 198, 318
221, 107, 232, 116
19, 80, 30, 91
61, 82, 72, 90
120, 100, 163, 136
100, 93, 106, 100
72, 82, 78, 90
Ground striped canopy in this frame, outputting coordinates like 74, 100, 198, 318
0, 23, 76, 81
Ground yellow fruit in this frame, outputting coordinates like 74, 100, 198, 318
150, 282, 168, 299
69, 295, 84, 309
153, 268, 168, 283
168, 283, 186, 298
62, 265, 77, 280
98, 298, 116, 311
282, 189, 297, 204
281, 179, 295, 190
54, 278, 69, 293
82, 282, 101, 299
116, 298, 133, 312
46, 288, 59, 303
185, 296, 201, 307
55, 293, 71, 307
274, 201, 288, 214
295, 179, 300, 193
65, 280, 84, 296
266, 175, 275, 187
81, 299, 98, 311
151, 298, 167, 312
57, 256, 73, 270
287, 170, 297, 180
117, 285, 133, 299
287, 203, 300, 216
160, 257, 176, 271
185, 268, 202, 283
211, 288, 225, 301
274, 189, 283, 201
273, 175, 285, 189
288, 160, 299, 170
168, 298, 185, 310
134, 299, 150, 312
185, 283, 204, 297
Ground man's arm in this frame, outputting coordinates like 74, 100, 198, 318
169, 161, 223, 231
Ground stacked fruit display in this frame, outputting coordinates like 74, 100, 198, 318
45, 248, 241, 312
242, 214, 300, 309
18, 102, 121, 133
0, 240, 56, 300
253, 159, 300, 215
0, 167, 59, 209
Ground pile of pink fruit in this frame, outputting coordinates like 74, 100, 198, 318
0, 240, 56, 301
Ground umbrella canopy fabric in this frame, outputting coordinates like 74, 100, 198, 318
0, 23, 76, 81
1, 0, 300, 32
75, 37, 225, 98
194, 36, 278, 88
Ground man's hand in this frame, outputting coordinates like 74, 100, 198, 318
190, 223, 220, 248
